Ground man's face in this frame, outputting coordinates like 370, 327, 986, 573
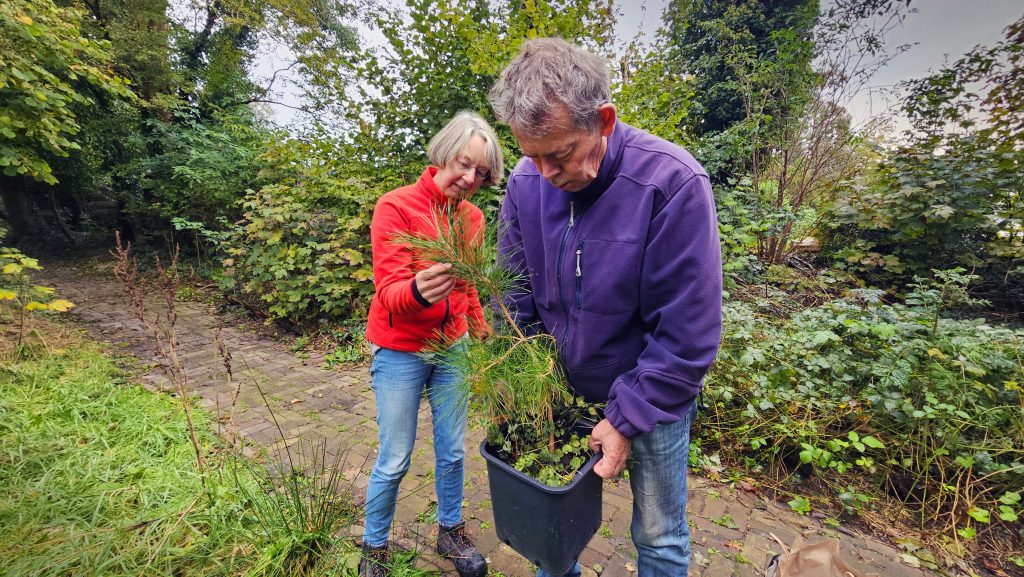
511, 104, 616, 193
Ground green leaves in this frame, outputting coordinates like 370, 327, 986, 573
134, 111, 274, 227
810, 330, 839, 346
220, 137, 381, 327
706, 291, 1023, 553
862, 436, 884, 449
831, 18, 1024, 310
341, 0, 616, 186
788, 495, 811, 515
966, 507, 990, 524
845, 431, 884, 452
998, 491, 1021, 522
0, 0, 132, 184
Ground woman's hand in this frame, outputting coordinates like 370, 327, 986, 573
414, 263, 456, 304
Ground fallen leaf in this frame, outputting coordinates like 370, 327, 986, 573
725, 541, 743, 550
47, 299, 75, 312
899, 553, 921, 568
738, 477, 758, 493
896, 538, 921, 552
692, 550, 709, 567
290, 398, 302, 404
981, 559, 1008, 577
624, 562, 636, 573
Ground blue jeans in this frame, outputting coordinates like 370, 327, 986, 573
537, 403, 698, 577
362, 344, 469, 547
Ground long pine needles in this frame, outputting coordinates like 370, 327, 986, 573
390, 205, 594, 485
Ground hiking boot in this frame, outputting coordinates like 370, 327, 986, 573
359, 541, 390, 577
436, 521, 487, 577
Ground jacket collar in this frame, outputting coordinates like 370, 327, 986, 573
418, 166, 461, 208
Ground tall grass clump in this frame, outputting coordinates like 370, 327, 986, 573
230, 369, 364, 577
391, 207, 598, 486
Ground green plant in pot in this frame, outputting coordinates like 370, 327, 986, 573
391, 207, 604, 575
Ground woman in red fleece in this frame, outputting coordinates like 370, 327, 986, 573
359, 112, 503, 577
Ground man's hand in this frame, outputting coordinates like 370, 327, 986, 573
415, 263, 456, 304
589, 419, 631, 479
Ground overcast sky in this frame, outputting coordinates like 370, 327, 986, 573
615, 0, 1023, 126
261, 0, 1023, 130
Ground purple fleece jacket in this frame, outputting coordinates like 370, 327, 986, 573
498, 121, 723, 439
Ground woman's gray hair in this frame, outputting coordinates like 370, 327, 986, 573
489, 37, 611, 137
427, 111, 505, 186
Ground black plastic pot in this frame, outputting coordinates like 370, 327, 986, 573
480, 441, 603, 576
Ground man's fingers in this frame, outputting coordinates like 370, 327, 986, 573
594, 452, 626, 479
589, 419, 630, 479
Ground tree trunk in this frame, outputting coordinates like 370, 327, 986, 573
0, 175, 39, 245
49, 189, 77, 244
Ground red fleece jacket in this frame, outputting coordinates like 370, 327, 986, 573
365, 167, 489, 352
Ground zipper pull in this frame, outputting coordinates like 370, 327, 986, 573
575, 245, 582, 277
569, 201, 575, 228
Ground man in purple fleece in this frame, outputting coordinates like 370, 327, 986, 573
488, 37, 723, 577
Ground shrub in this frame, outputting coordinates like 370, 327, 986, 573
221, 137, 392, 328
131, 108, 275, 228
0, 248, 74, 353
828, 137, 1024, 313
703, 273, 1023, 557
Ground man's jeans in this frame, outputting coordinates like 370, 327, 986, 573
362, 345, 468, 547
537, 403, 698, 577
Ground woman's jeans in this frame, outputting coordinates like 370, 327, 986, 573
362, 345, 468, 547
537, 403, 698, 577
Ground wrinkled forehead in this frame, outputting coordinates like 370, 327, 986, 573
515, 99, 593, 132
512, 121, 598, 157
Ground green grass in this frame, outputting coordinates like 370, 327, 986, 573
1, 338, 221, 575
0, 325, 436, 577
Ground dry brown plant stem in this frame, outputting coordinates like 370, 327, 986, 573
112, 232, 206, 477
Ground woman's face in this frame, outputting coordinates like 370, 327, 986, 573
433, 134, 491, 200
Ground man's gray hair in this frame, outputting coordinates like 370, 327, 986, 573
427, 111, 505, 186
489, 37, 611, 137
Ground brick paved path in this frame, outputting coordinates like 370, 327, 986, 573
43, 260, 935, 577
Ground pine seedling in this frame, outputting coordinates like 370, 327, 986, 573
391, 206, 590, 483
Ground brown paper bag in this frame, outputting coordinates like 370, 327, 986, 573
765, 539, 878, 577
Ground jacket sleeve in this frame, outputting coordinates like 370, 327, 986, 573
496, 181, 541, 334
370, 196, 431, 315
603, 174, 723, 439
